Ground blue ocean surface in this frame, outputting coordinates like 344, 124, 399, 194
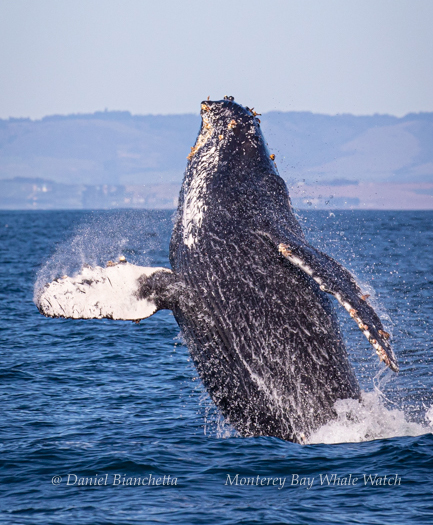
0, 209, 432, 524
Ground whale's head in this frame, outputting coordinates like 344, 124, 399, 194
179, 97, 302, 247
187, 96, 273, 171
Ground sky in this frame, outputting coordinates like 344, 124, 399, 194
1, 0, 432, 119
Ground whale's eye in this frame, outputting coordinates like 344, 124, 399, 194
224, 95, 235, 101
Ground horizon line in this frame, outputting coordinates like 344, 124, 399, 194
2, 108, 433, 123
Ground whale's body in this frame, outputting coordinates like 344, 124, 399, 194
170, 210, 360, 442
36, 98, 398, 443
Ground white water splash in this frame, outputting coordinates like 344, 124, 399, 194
199, 389, 238, 439
308, 391, 433, 444
425, 406, 433, 427
34, 210, 167, 301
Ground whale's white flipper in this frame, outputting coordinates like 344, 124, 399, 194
36, 262, 172, 321
268, 233, 398, 373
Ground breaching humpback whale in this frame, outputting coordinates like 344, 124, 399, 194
36, 97, 398, 443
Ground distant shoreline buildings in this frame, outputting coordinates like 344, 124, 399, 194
0, 178, 180, 210
1, 177, 432, 210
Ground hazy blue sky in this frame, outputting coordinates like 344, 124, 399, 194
1, 0, 432, 119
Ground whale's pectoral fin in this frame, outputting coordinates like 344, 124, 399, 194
271, 233, 398, 372
36, 262, 177, 321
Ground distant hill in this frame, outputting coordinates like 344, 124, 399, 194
262, 112, 433, 185
0, 111, 199, 186
0, 110, 432, 209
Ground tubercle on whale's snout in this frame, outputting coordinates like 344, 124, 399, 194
187, 115, 214, 160
199, 98, 260, 127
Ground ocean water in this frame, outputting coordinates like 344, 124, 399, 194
1, 209, 432, 524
